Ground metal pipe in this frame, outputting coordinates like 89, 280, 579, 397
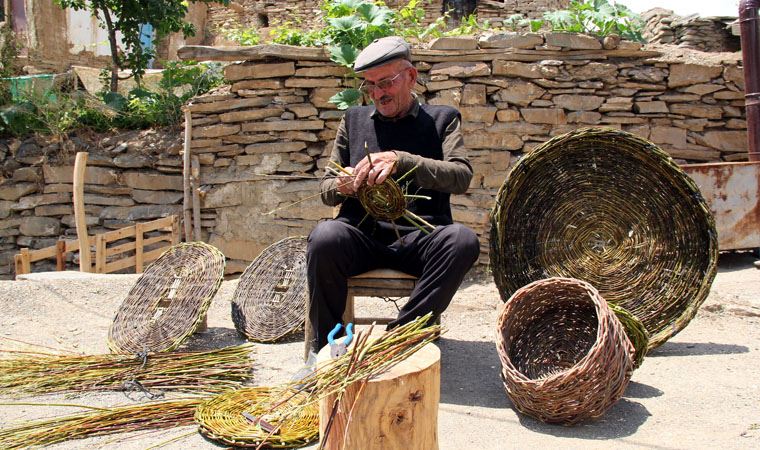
740, 0, 760, 161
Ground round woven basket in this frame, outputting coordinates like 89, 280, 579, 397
108, 242, 225, 354
195, 386, 319, 448
609, 303, 649, 369
490, 127, 718, 350
231, 237, 307, 342
495, 277, 634, 425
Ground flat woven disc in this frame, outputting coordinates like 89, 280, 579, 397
108, 242, 225, 354
490, 127, 718, 350
195, 386, 319, 448
232, 237, 307, 342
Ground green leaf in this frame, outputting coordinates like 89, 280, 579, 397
103, 92, 128, 111
328, 88, 362, 110
328, 44, 360, 68
356, 3, 393, 27
328, 15, 363, 33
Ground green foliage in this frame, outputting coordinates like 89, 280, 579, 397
541, 0, 644, 41
444, 14, 492, 36
0, 61, 224, 137
52, 0, 229, 92
502, 14, 525, 31
328, 88, 362, 110
269, 23, 326, 46
395, 0, 446, 40
219, 26, 261, 46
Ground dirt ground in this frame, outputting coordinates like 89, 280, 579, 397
1, 252, 759, 449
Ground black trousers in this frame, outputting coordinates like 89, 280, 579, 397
306, 220, 480, 351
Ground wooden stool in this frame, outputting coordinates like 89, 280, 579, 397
304, 269, 417, 361
317, 338, 440, 449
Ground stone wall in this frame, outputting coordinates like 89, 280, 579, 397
642, 8, 740, 53
176, 34, 747, 272
477, 0, 570, 23
0, 130, 185, 279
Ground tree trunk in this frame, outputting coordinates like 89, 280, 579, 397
317, 340, 440, 450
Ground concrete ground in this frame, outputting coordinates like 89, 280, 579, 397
0, 252, 759, 449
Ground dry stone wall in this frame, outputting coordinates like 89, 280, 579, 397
0, 130, 186, 279
642, 8, 740, 53
179, 34, 747, 271
0, 33, 748, 278
477, 0, 570, 22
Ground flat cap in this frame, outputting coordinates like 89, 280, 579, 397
353, 36, 411, 72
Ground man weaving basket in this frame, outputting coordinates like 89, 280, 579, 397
305, 36, 480, 361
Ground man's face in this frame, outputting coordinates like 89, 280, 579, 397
362, 60, 417, 118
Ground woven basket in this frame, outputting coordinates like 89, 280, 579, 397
490, 127, 718, 350
195, 387, 319, 448
231, 237, 308, 342
495, 277, 634, 425
609, 303, 649, 369
108, 242, 225, 354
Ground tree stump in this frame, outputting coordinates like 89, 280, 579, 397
317, 339, 440, 450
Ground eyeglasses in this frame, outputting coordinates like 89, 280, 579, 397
359, 71, 405, 95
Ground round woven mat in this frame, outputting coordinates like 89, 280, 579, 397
496, 277, 634, 425
490, 127, 718, 350
108, 242, 225, 354
195, 386, 319, 448
231, 237, 307, 342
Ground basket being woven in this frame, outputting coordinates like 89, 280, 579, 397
496, 277, 634, 425
108, 242, 225, 354
195, 386, 319, 448
232, 237, 307, 342
490, 127, 718, 350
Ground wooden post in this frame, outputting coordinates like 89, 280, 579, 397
317, 340, 441, 450
182, 109, 193, 242
14, 249, 31, 277
171, 215, 181, 245
191, 155, 202, 242
73, 152, 91, 272
95, 234, 106, 274
135, 222, 144, 273
55, 240, 66, 271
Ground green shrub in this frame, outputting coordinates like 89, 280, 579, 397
542, 0, 644, 41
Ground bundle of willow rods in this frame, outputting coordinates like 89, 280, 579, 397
196, 314, 441, 449
609, 303, 650, 369
0, 344, 254, 397
0, 397, 203, 449
196, 387, 319, 448
328, 160, 436, 234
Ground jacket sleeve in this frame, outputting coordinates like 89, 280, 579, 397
319, 117, 349, 206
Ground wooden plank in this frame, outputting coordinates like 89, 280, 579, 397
106, 240, 137, 258
14, 249, 31, 276
104, 254, 136, 274
183, 110, 193, 242
135, 222, 144, 273
100, 225, 136, 243
25, 245, 58, 262
350, 269, 417, 280
73, 152, 91, 272
55, 240, 66, 271
143, 234, 171, 247
141, 216, 177, 232
95, 234, 107, 273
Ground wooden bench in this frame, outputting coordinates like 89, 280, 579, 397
304, 268, 417, 361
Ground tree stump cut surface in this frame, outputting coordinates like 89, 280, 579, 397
317, 340, 440, 450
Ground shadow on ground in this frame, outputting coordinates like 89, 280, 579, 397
438, 337, 509, 409
517, 398, 651, 439
647, 341, 749, 357
717, 251, 758, 273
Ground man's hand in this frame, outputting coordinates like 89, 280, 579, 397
336, 166, 356, 196
353, 151, 398, 190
